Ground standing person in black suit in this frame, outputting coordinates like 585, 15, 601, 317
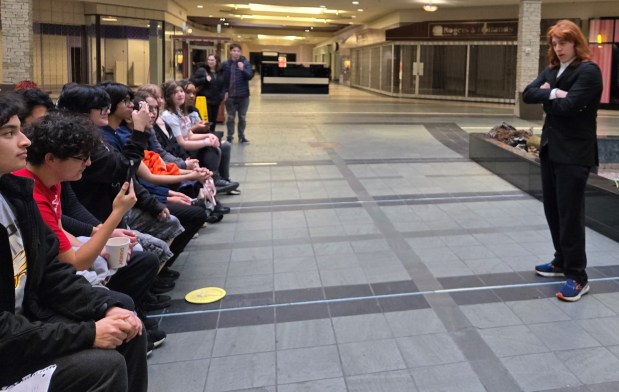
523, 19, 603, 301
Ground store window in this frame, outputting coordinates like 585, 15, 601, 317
589, 18, 619, 107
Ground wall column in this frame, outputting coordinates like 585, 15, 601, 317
1, 0, 34, 83
514, 0, 542, 119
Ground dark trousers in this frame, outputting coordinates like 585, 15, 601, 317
166, 203, 205, 266
1, 320, 148, 392
207, 102, 220, 133
106, 250, 159, 305
540, 147, 590, 283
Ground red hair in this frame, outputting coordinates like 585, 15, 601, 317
546, 20, 591, 68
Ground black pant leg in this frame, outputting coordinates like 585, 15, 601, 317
197, 146, 222, 174
207, 102, 220, 133
166, 204, 205, 266
106, 250, 159, 305
219, 142, 231, 180
553, 161, 590, 282
540, 148, 563, 265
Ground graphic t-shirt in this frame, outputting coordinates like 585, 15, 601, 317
161, 110, 191, 140
0, 193, 27, 315
13, 168, 71, 253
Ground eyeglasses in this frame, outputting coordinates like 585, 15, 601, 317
121, 97, 133, 105
70, 155, 90, 163
99, 105, 111, 115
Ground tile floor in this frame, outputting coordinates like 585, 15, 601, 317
146, 81, 619, 392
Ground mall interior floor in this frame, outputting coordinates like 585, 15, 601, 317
146, 80, 619, 392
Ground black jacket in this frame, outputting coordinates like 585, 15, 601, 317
71, 127, 165, 223
191, 67, 225, 105
222, 56, 253, 98
0, 174, 119, 369
523, 61, 603, 166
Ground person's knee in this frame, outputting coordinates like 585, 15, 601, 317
50, 349, 128, 392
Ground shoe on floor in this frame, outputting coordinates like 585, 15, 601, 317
206, 212, 224, 224
148, 328, 167, 348
214, 203, 231, 214
556, 279, 590, 302
214, 179, 239, 193
227, 189, 241, 195
226, 135, 233, 143
146, 341, 154, 357
142, 293, 171, 311
159, 267, 180, 280
239, 137, 250, 143
535, 262, 564, 277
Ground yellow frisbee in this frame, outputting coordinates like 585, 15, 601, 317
185, 287, 226, 304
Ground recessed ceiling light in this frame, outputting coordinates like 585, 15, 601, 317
320, 5, 326, 7
357, 8, 364, 12
305, 29, 310, 32
352, 1, 359, 4
351, 15, 356, 18
197, 5, 203, 8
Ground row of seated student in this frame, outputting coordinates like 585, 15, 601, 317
1, 79, 243, 386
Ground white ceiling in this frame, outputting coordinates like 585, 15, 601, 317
179, 0, 589, 44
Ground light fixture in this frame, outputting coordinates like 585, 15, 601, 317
352, 1, 359, 4
423, 2, 438, 12
597, 33, 603, 44
176, 50, 184, 64
187, 28, 193, 34
197, 5, 203, 8
101, 17, 117, 22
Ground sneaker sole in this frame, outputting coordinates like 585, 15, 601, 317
153, 337, 166, 348
535, 269, 564, 278
556, 284, 590, 302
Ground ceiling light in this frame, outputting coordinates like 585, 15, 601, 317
357, 8, 364, 11
101, 17, 117, 22
197, 5, 203, 8
352, 1, 359, 4
248, 3, 324, 15
305, 29, 310, 32
422, 2, 438, 12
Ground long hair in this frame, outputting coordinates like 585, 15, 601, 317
162, 80, 184, 114
207, 54, 222, 72
546, 20, 591, 68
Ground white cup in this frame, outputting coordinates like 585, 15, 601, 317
105, 237, 130, 268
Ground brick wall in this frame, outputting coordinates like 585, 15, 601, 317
1, 0, 33, 82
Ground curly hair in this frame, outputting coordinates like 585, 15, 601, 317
0, 93, 25, 128
24, 112, 100, 166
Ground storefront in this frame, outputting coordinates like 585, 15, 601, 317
589, 18, 619, 108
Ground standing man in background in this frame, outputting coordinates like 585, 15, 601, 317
222, 44, 253, 144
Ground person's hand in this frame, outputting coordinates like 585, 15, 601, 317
111, 228, 138, 249
105, 307, 142, 342
185, 158, 199, 170
91, 223, 103, 236
237, 62, 244, 71
94, 317, 128, 348
111, 181, 137, 215
555, 89, 568, 99
168, 195, 191, 205
206, 74, 212, 82
131, 101, 150, 132
158, 207, 171, 221
223, 92, 229, 102
193, 121, 209, 133
189, 170, 208, 183
208, 134, 220, 148
540, 82, 551, 89
194, 167, 212, 178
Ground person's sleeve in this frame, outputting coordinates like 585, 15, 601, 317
162, 112, 183, 138
243, 60, 254, 80
32, 192, 72, 253
523, 68, 552, 104
133, 178, 166, 216
149, 132, 186, 168
222, 63, 230, 94
190, 67, 207, 88
138, 178, 169, 204
546, 62, 603, 116
83, 132, 148, 186
60, 182, 100, 237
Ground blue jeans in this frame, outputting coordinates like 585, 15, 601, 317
225, 96, 250, 139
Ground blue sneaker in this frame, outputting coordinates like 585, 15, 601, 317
535, 262, 564, 277
556, 279, 590, 302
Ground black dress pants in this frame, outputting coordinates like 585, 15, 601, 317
106, 250, 159, 305
540, 147, 590, 283
166, 203, 205, 266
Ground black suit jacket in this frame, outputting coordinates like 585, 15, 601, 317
523, 61, 603, 166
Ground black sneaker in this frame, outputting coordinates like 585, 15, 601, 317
142, 293, 171, 311
239, 137, 250, 143
148, 328, 167, 348
214, 179, 239, 193
151, 278, 175, 294
214, 203, 231, 214
226, 135, 233, 143
206, 212, 224, 223
159, 267, 180, 280
227, 189, 241, 195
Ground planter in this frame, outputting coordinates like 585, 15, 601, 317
469, 133, 619, 243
